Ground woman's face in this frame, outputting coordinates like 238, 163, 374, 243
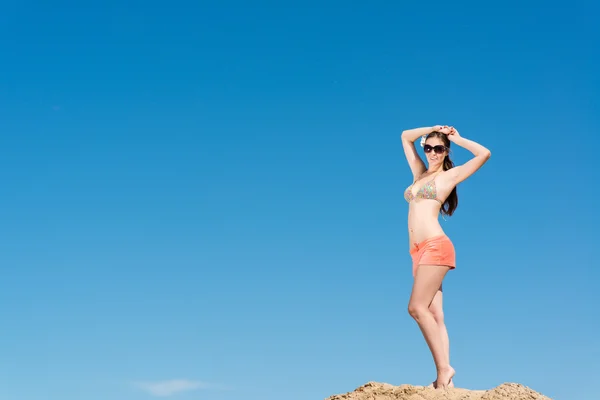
424, 137, 448, 167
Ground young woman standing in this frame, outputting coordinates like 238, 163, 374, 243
400, 125, 491, 389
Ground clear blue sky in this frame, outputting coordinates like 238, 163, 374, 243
0, 1, 598, 400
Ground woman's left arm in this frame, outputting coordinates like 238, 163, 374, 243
446, 128, 491, 185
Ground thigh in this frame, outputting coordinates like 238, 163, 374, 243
409, 265, 450, 308
429, 284, 443, 313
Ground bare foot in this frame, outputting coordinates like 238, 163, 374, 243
434, 366, 455, 390
428, 378, 454, 389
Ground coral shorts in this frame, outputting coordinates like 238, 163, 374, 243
409, 235, 456, 277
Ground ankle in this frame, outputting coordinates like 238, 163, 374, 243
437, 365, 453, 373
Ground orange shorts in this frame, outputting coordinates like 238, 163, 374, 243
409, 235, 456, 277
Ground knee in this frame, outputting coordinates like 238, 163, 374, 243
408, 303, 429, 320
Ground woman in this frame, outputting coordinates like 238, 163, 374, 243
400, 125, 491, 389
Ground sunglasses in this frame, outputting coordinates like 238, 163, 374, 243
423, 144, 448, 154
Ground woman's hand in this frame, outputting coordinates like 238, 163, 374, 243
433, 125, 453, 134
447, 126, 461, 141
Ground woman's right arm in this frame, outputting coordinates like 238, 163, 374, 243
400, 126, 439, 178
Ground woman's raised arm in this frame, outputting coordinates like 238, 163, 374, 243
445, 127, 491, 185
400, 126, 439, 178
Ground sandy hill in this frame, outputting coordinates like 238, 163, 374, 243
326, 381, 552, 400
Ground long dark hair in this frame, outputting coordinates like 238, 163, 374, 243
426, 132, 458, 217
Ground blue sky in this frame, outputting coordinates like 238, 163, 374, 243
0, 1, 598, 399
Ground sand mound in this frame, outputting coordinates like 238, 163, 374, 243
326, 381, 552, 400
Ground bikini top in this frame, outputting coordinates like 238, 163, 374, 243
404, 173, 443, 204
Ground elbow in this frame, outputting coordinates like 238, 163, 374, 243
474, 150, 491, 163
401, 130, 416, 141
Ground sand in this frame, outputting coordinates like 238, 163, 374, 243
326, 381, 552, 400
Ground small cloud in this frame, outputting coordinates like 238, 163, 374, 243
133, 379, 210, 397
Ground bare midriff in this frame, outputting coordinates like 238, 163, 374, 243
407, 199, 446, 246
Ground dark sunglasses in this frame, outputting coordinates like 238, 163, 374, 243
423, 144, 448, 154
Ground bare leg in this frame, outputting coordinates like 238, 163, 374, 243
427, 285, 454, 388
408, 265, 455, 389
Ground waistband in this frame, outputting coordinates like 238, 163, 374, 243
410, 234, 450, 253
